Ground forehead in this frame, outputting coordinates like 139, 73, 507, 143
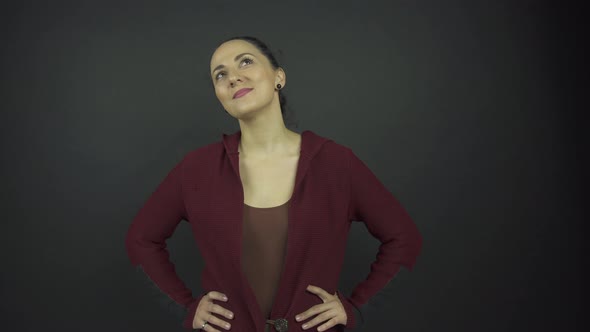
210, 40, 263, 69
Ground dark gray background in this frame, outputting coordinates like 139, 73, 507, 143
1, 0, 585, 331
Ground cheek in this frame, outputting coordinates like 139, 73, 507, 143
214, 88, 226, 100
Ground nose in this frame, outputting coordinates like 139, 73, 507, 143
228, 71, 242, 86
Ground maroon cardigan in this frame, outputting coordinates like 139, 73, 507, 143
125, 129, 423, 331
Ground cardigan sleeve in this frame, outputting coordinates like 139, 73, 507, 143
339, 148, 423, 330
133, 265, 207, 329
124, 156, 204, 330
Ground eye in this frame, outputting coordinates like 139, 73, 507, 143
214, 58, 254, 81
241, 57, 253, 66
215, 71, 225, 81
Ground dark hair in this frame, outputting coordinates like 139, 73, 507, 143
215, 36, 296, 128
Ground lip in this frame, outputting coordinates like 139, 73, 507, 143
233, 88, 253, 99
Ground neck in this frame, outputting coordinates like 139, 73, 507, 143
238, 125, 296, 158
236, 99, 299, 158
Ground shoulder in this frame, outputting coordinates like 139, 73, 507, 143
304, 130, 354, 169
177, 140, 224, 170
308, 130, 353, 158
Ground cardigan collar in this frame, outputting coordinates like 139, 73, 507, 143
221, 129, 332, 186
222, 130, 333, 200
221, 129, 329, 157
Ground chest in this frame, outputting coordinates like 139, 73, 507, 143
239, 154, 299, 208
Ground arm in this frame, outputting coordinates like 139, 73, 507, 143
339, 148, 423, 330
133, 265, 206, 324
124, 156, 204, 330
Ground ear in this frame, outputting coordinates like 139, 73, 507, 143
276, 67, 286, 88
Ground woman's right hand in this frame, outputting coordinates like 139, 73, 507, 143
192, 291, 234, 331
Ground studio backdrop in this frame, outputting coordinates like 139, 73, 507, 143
1, 1, 584, 331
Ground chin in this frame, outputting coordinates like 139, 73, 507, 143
231, 102, 260, 113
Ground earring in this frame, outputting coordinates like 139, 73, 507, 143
276, 84, 282, 90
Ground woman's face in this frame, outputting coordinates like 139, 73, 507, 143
210, 40, 285, 117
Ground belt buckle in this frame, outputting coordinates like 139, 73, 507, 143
267, 318, 288, 332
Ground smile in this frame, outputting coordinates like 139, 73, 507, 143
233, 88, 253, 99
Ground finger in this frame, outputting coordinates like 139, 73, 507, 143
196, 315, 221, 332
207, 301, 234, 321
199, 303, 232, 330
207, 291, 229, 302
296, 302, 334, 322
306, 285, 331, 302
300, 309, 336, 330
195, 294, 231, 329
202, 322, 221, 332
316, 317, 340, 332
202, 313, 232, 331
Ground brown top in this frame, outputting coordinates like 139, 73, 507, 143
241, 199, 290, 319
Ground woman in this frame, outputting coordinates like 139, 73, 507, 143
125, 36, 423, 332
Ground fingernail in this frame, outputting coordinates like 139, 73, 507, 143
295, 316, 300, 321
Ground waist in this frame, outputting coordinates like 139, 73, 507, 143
265, 318, 289, 332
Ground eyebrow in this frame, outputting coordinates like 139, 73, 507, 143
211, 53, 255, 77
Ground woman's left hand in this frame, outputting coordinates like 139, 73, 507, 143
295, 285, 347, 331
